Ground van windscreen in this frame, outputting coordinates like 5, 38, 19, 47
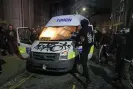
39, 26, 78, 41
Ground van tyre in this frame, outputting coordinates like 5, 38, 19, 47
26, 64, 34, 72
70, 63, 78, 73
70, 56, 80, 73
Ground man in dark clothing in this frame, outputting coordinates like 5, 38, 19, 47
6, 25, 19, 55
99, 29, 110, 64
0, 26, 4, 73
94, 30, 102, 48
114, 21, 133, 89
30, 29, 38, 43
114, 32, 123, 74
76, 19, 93, 87
0, 26, 7, 56
120, 22, 133, 89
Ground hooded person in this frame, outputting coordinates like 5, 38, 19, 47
6, 24, 23, 59
75, 19, 94, 87
113, 20, 133, 89
6, 24, 17, 55
120, 20, 133, 89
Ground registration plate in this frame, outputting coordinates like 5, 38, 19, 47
42, 64, 47, 70
40, 37, 51, 41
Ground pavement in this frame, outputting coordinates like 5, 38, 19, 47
0, 55, 26, 86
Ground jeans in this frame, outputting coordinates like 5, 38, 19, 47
81, 46, 91, 81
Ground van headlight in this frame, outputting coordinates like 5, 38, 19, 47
60, 50, 68, 60
61, 50, 68, 56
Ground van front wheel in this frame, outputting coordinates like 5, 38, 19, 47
26, 64, 34, 72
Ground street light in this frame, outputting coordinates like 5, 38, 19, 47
82, 8, 86, 11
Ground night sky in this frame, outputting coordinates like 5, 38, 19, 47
50, 0, 112, 15
89, 0, 112, 14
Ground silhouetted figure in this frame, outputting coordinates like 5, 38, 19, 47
0, 26, 7, 56
6, 25, 18, 55
75, 19, 93, 88
30, 30, 38, 43
114, 21, 133, 89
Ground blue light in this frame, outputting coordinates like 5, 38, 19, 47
26, 47, 31, 54
78, 48, 82, 52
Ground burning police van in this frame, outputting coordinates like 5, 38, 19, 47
26, 15, 94, 72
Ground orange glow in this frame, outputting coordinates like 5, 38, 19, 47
43, 30, 55, 37
39, 27, 56, 38
39, 26, 79, 41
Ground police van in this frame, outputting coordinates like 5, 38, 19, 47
25, 15, 94, 72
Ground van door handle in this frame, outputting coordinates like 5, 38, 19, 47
18, 43, 20, 46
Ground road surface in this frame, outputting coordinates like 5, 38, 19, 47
0, 61, 117, 89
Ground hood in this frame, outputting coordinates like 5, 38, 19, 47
81, 19, 89, 28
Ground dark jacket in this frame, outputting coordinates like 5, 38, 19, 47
95, 30, 102, 43
100, 32, 110, 45
6, 29, 17, 41
123, 31, 133, 60
120, 20, 133, 60
0, 27, 7, 49
76, 19, 93, 47
30, 33, 38, 43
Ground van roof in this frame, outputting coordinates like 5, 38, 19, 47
45, 15, 88, 27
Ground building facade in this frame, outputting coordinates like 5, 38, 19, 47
3, 0, 34, 28
34, 0, 50, 27
111, 0, 133, 30
0, 0, 51, 28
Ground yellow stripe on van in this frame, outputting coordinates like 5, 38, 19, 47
19, 46, 26, 54
89, 45, 94, 54
68, 51, 76, 59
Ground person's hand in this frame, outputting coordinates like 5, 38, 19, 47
80, 36, 85, 42
75, 41, 82, 47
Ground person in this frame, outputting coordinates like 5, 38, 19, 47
75, 19, 93, 87
0, 26, 7, 56
99, 28, 110, 64
30, 29, 38, 43
0, 26, 4, 74
120, 21, 133, 89
114, 29, 125, 81
0, 59, 2, 74
6, 25, 20, 56
114, 21, 133, 89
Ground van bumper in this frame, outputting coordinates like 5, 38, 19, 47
26, 58, 75, 72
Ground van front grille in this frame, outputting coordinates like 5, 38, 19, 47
32, 52, 59, 61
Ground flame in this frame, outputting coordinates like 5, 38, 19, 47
40, 27, 56, 38
39, 26, 79, 40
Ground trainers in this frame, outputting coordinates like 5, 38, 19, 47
84, 80, 91, 89
112, 80, 123, 88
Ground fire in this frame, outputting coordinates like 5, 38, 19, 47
40, 27, 56, 38
39, 26, 79, 40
